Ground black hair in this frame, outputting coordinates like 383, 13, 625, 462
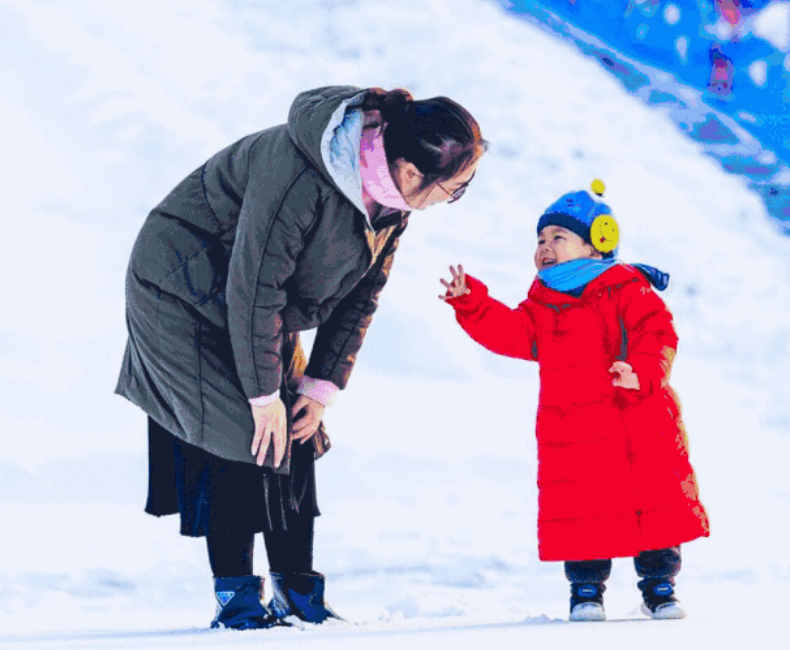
360, 87, 489, 191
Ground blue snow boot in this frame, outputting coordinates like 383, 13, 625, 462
638, 578, 686, 620
569, 583, 606, 621
268, 571, 343, 624
210, 575, 283, 630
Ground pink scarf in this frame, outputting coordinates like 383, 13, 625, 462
359, 126, 412, 211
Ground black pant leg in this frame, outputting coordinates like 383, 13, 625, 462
145, 417, 180, 516
206, 529, 255, 578
634, 546, 682, 583
564, 559, 613, 585
263, 507, 315, 574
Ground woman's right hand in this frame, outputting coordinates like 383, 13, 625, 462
439, 264, 470, 300
251, 398, 287, 467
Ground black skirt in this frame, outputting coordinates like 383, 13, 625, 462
144, 333, 322, 537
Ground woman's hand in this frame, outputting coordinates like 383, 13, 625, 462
251, 398, 287, 467
291, 394, 326, 445
439, 264, 470, 300
610, 361, 640, 391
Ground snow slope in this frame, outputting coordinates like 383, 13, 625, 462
1, 0, 789, 648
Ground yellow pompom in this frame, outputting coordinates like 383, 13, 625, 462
590, 214, 619, 253
591, 179, 606, 196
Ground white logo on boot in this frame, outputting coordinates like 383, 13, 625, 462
216, 591, 235, 607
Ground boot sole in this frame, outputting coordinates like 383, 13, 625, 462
641, 602, 686, 619
570, 602, 606, 621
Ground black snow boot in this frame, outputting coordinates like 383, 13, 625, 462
210, 575, 283, 630
268, 571, 343, 624
638, 578, 686, 619
569, 583, 606, 621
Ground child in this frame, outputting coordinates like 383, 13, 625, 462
440, 183, 709, 621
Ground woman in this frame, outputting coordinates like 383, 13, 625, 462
115, 85, 488, 630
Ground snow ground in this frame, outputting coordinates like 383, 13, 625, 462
1, 0, 789, 647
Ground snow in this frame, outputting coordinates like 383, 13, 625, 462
749, 59, 769, 86
664, 3, 681, 26
752, 1, 790, 52
1, 0, 789, 647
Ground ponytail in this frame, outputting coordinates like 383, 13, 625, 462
360, 87, 414, 124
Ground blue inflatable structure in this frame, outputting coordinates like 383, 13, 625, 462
500, 0, 790, 229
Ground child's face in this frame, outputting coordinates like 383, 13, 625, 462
534, 225, 601, 270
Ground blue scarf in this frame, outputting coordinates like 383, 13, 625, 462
538, 259, 670, 294
538, 258, 619, 293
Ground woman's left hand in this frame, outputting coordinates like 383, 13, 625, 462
291, 394, 326, 444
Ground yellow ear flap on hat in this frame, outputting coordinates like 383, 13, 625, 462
590, 214, 619, 253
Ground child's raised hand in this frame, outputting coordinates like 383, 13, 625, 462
439, 264, 470, 300
610, 361, 640, 391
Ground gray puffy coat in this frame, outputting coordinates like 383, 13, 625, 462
115, 86, 409, 466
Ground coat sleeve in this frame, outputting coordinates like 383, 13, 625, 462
225, 141, 321, 400
447, 276, 538, 361
618, 280, 679, 396
304, 223, 406, 389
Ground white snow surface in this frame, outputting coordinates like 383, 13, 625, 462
1, 0, 788, 648
752, 1, 790, 51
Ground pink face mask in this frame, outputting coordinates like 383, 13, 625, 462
359, 126, 412, 211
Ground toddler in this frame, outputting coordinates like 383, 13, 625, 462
441, 183, 709, 621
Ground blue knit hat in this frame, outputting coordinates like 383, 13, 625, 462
537, 186, 619, 257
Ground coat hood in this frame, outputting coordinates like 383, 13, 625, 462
287, 86, 369, 215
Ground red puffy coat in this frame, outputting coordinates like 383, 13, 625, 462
448, 265, 709, 562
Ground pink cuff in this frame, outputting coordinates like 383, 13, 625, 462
295, 376, 339, 407
248, 391, 279, 407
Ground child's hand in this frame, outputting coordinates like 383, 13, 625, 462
439, 264, 470, 300
610, 361, 640, 390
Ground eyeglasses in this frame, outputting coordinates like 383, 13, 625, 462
437, 171, 476, 204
